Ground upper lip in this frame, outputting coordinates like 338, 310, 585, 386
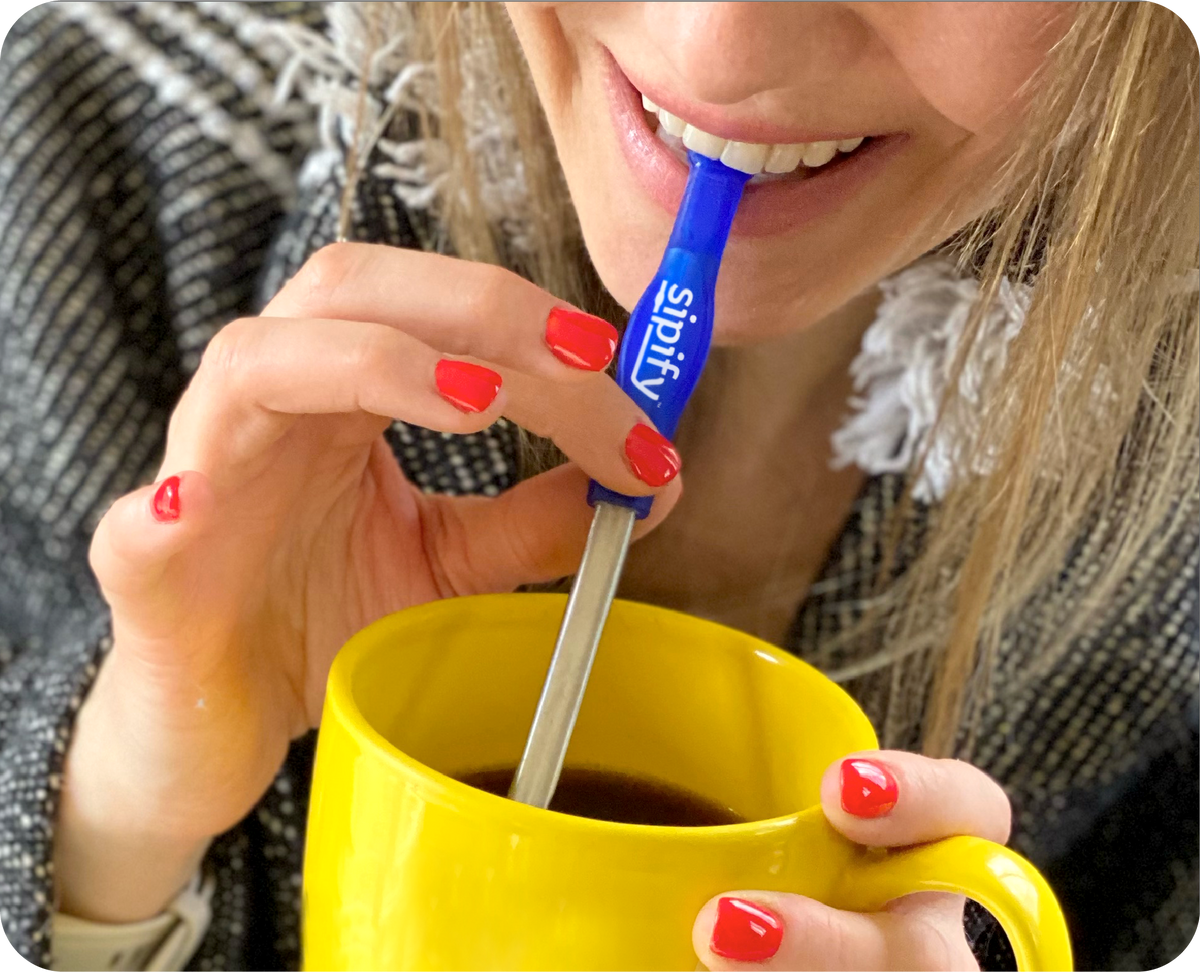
615, 55, 882, 147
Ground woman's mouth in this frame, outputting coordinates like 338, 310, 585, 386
641, 93, 866, 179
603, 52, 906, 238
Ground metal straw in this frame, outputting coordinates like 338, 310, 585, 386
508, 501, 637, 808
507, 153, 749, 810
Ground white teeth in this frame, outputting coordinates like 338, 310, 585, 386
658, 109, 686, 137
681, 124, 727, 159
763, 144, 805, 174
801, 140, 838, 167
719, 141, 769, 175
643, 95, 866, 174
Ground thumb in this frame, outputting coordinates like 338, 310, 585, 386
425, 462, 683, 595
693, 891, 973, 971
89, 470, 219, 640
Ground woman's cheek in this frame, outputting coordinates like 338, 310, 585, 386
860, 1, 1077, 133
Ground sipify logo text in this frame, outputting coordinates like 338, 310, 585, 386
630, 279, 695, 403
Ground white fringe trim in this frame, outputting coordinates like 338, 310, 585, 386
831, 257, 1029, 503
267, 3, 533, 246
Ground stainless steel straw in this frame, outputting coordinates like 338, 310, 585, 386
508, 152, 750, 810
508, 502, 636, 807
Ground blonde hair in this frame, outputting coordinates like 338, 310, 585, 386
347, 2, 1198, 756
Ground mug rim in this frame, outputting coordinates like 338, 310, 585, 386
324, 593, 879, 842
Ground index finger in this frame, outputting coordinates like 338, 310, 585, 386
819, 751, 1013, 847
265, 242, 620, 382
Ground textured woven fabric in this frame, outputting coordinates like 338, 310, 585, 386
0, 4, 1195, 971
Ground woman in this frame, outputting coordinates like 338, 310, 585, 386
0, 2, 1195, 969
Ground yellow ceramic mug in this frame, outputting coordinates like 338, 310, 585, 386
303, 594, 1072, 971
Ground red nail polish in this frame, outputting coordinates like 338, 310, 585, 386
711, 897, 783, 963
545, 307, 618, 371
624, 424, 681, 487
435, 360, 502, 413
840, 758, 899, 817
151, 476, 181, 523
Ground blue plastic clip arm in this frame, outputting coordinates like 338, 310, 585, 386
587, 152, 751, 519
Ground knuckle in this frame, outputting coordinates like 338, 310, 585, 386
199, 318, 255, 388
461, 263, 522, 327
345, 328, 395, 379
290, 242, 360, 312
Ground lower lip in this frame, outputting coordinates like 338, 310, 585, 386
603, 55, 907, 239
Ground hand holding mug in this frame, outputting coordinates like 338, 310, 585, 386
303, 595, 1072, 971
695, 752, 1012, 971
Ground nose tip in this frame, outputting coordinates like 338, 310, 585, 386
643, 2, 868, 106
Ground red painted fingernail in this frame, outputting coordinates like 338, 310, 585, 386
840, 758, 899, 817
545, 307, 618, 371
711, 897, 783, 963
435, 360, 502, 413
151, 476, 181, 523
624, 424, 681, 487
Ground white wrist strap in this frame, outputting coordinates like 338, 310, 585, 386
51, 870, 214, 972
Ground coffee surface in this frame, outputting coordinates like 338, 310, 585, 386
457, 766, 744, 827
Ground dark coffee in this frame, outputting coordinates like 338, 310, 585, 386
457, 766, 744, 827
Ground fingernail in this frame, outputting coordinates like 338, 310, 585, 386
624, 424, 681, 487
710, 897, 783, 963
435, 360, 502, 413
840, 758, 899, 818
545, 307, 618, 371
151, 476, 181, 523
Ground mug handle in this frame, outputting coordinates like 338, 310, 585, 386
836, 835, 1073, 971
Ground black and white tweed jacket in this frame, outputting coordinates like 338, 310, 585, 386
0, 4, 1196, 971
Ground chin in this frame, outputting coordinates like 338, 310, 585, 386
582, 217, 668, 315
